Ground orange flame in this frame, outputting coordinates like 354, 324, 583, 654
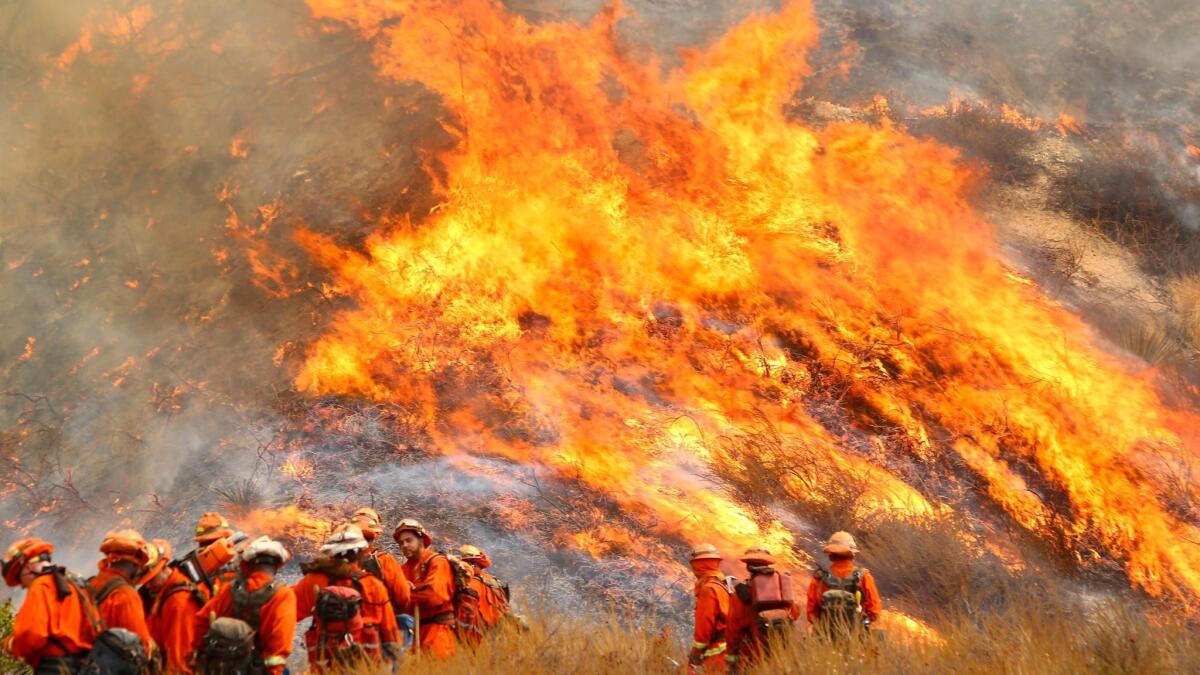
296, 0, 1200, 602
238, 505, 330, 544
1056, 112, 1083, 137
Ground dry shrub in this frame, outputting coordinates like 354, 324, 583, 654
716, 422, 874, 537
1051, 141, 1200, 278
907, 106, 1038, 183
853, 511, 1022, 617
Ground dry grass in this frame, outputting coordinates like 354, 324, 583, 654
317, 598, 1200, 675
1170, 275, 1200, 354
1051, 142, 1200, 279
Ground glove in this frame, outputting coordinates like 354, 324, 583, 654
688, 647, 704, 666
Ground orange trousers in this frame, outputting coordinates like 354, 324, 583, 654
415, 623, 456, 659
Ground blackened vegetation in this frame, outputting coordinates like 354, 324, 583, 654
1050, 141, 1200, 278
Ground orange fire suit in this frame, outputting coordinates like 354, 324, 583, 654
4, 570, 99, 670
193, 571, 297, 675
87, 569, 153, 651
293, 568, 403, 663
690, 565, 730, 673
148, 569, 204, 673
725, 577, 799, 666
365, 548, 411, 614
805, 559, 881, 625
401, 549, 456, 659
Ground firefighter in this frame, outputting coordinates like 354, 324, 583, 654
725, 547, 798, 672
2, 538, 101, 673
348, 506, 412, 613
87, 529, 155, 652
143, 540, 204, 674
293, 524, 402, 669
687, 544, 730, 674
193, 536, 297, 675
192, 512, 238, 592
458, 545, 510, 631
806, 531, 881, 636
394, 519, 456, 659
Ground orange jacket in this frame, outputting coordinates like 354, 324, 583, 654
365, 548, 411, 613
293, 569, 402, 647
193, 571, 297, 675
725, 575, 799, 663
805, 559, 881, 624
401, 549, 454, 620
692, 572, 730, 653
148, 569, 204, 674
87, 569, 153, 651
401, 549, 456, 658
4, 570, 99, 669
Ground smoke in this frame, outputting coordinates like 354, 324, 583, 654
1, 0, 1196, 616
0, 0, 439, 553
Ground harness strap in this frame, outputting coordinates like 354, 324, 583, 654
92, 576, 130, 606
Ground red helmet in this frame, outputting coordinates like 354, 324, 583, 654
392, 518, 432, 547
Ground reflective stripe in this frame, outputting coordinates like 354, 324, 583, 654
725, 654, 740, 663
692, 640, 708, 650
263, 655, 288, 666
703, 642, 727, 658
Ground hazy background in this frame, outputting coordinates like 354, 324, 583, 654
1, 0, 1196, 582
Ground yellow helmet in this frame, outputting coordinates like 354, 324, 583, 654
349, 507, 383, 540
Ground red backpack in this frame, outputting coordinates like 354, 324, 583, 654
735, 567, 796, 650
421, 552, 484, 643
307, 585, 375, 669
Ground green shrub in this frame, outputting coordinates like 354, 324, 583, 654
0, 600, 32, 674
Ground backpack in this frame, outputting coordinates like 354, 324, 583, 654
230, 576, 282, 633
81, 628, 148, 675
418, 552, 481, 641
194, 617, 259, 675
735, 566, 796, 652
152, 580, 207, 617
814, 568, 866, 637
83, 576, 149, 674
309, 585, 372, 668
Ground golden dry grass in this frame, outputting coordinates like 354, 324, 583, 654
322, 599, 1200, 675
1171, 274, 1200, 353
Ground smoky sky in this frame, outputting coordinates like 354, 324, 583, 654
0, 0, 1194, 563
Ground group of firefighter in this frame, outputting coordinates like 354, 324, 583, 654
0, 508, 513, 674
2, 508, 879, 675
687, 530, 881, 673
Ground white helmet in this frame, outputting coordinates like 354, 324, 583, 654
240, 536, 290, 565
320, 524, 368, 558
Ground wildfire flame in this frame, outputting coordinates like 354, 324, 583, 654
286, 0, 1200, 604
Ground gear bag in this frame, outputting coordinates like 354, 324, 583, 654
815, 568, 866, 636
82, 575, 149, 675
419, 552, 482, 641
230, 576, 281, 633
308, 585, 373, 669
195, 617, 258, 675
736, 566, 796, 652
80, 627, 147, 675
